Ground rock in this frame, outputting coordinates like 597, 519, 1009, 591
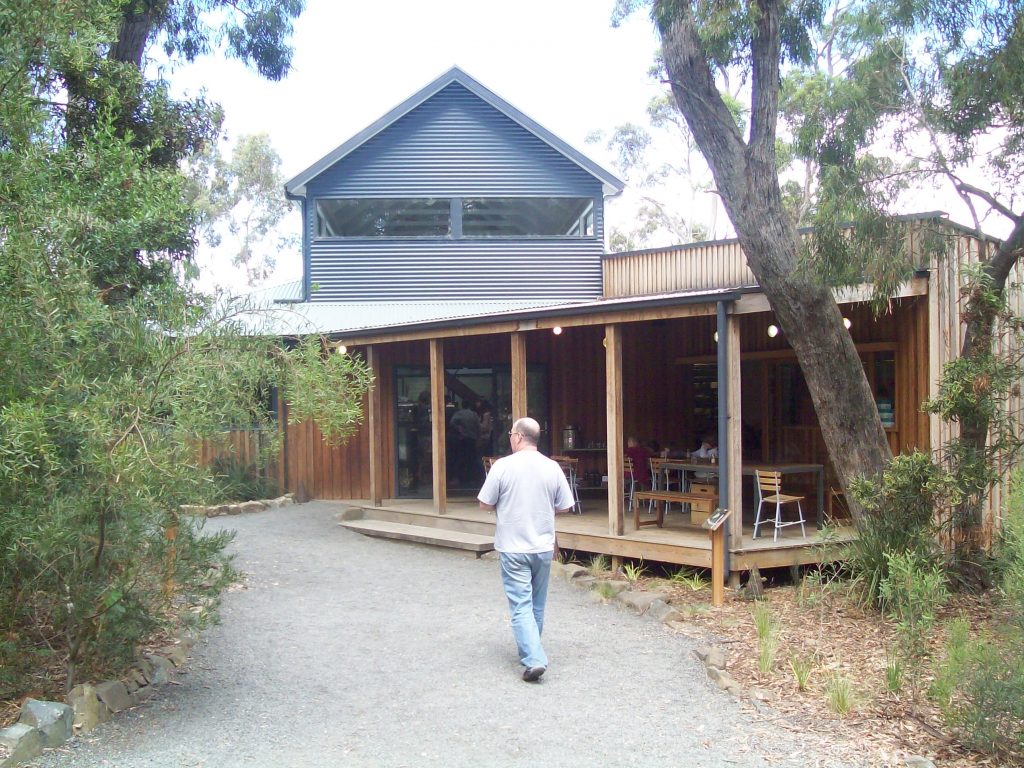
573, 575, 596, 587
175, 634, 197, 652
123, 676, 139, 693
239, 500, 266, 514
95, 680, 133, 713
144, 655, 175, 685
130, 685, 156, 706
749, 687, 775, 702
276, 495, 293, 507
18, 699, 73, 748
0, 723, 43, 765
160, 644, 189, 667
647, 599, 683, 623
178, 504, 205, 517
127, 663, 150, 689
560, 564, 588, 580
706, 667, 743, 695
225, 503, 242, 515
616, 590, 660, 614
693, 645, 727, 670
904, 758, 936, 768
67, 684, 108, 732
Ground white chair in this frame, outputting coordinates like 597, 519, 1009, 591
753, 470, 807, 541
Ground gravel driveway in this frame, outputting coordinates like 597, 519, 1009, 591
29, 502, 857, 768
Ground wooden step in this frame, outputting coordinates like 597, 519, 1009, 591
340, 519, 495, 557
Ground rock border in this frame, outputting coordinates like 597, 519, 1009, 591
550, 561, 938, 768
0, 635, 195, 768
179, 492, 295, 518
0, 494, 295, 767
551, 561, 773, 702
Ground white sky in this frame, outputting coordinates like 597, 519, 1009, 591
168, 0, 665, 290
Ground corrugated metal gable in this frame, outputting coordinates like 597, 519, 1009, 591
306, 83, 601, 197
302, 82, 607, 302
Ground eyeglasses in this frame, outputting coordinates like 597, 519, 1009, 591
508, 431, 520, 438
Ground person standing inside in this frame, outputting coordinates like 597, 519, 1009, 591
478, 417, 573, 682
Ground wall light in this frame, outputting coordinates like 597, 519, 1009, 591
843, 317, 852, 330
713, 331, 719, 343
552, 326, 563, 335
336, 344, 348, 355
767, 324, 779, 338
602, 336, 607, 348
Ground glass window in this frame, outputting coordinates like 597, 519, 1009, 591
316, 198, 450, 237
462, 198, 594, 237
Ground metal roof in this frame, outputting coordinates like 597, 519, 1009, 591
284, 66, 625, 199
232, 286, 741, 339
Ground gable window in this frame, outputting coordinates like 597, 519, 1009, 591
462, 198, 593, 237
316, 198, 451, 237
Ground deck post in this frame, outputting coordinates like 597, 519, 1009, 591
367, 345, 384, 507
511, 332, 528, 421
711, 526, 726, 607
605, 324, 625, 536
430, 339, 447, 514
717, 301, 742, 589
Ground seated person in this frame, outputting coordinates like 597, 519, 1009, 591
690, 434, 718, 482
625, 436, 652, 488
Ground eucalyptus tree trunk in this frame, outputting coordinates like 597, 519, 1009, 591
654, 0, 892, 514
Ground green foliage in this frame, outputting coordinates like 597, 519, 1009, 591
884, 650, 904, 694
826, 670, 855, 715
752, 600, 780, 675
594, 581, 619, 600
789, 654, 813, 691
878, 550, 949, 693
847, 451, 946, 605
0, 0, 372, 702
620, 559, 646, 584
209, 456, 279, 502
588, 554, 610, 577
670, 566, 709, 591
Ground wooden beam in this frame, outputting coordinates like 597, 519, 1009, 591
366, 345, 384, 507
430, 339, 447, 515
333, 303, 717, 347
605, 324, 625, 536
511, 332, 528, 421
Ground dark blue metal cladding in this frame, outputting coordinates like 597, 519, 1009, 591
303, 83, 606, 301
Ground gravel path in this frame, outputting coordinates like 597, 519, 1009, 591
30, 502, 855, 768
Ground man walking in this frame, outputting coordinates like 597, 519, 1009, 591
478, 417, 573, 682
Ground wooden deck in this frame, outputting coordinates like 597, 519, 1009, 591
336, 497, 855, 576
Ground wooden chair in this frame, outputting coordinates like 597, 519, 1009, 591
826, 486, 850, 525
649, 456, 681, 514
753, 470, 807, 541
623, 456, 636, 512
551, 455, 582, 513
482, 456, 500, 474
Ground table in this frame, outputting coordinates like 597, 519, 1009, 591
660, 460, 825, 530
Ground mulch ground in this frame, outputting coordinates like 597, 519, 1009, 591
626, 569, 1020, 768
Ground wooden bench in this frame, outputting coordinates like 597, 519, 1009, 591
632, 484, 719, 529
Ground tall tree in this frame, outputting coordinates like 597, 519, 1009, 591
618, 0, 1024, 525
623, 0, 893, 513
195, 132, 298, 288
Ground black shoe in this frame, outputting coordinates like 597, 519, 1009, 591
522, 666, 546, 682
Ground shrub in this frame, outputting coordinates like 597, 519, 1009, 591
210, 456, 279, 502
847, 451, 946, 606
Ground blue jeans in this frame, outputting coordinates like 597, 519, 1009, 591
499, 551, 553, 669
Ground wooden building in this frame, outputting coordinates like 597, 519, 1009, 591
228, 68, 1020, 585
